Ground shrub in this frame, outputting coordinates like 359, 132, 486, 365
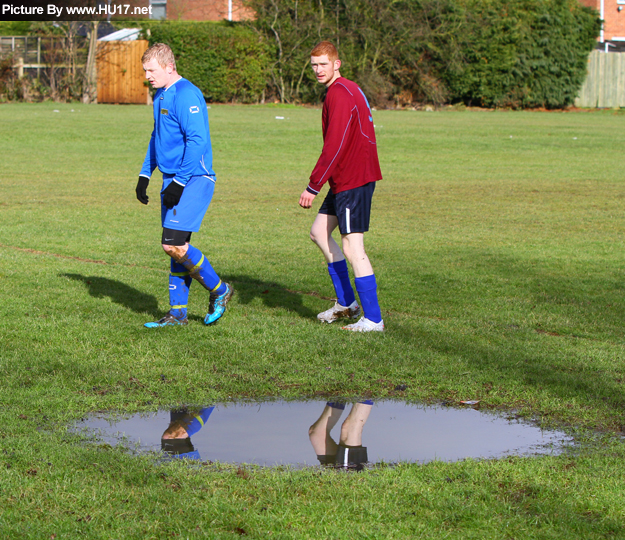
442, 0, 601, 108
145, 21, 270, 103
246, 0, 600, 108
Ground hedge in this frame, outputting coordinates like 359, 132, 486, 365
440, 0, 602, 108
144, 21, 270, 104
246, 0, 601, 108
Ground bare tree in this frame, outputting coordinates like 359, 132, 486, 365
82, 21, 99, 104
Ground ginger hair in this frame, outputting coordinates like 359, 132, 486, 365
310, 41, 339, 63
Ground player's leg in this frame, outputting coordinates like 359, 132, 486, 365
162, 407, 215, 439
339, 401, 373, 447
308, 402, 344, 460
310, 211, 343, 263
340, 232, 383, 331
170, 243, 233, 326
341, 232, 373, 277
336, 182, 383, 332
161, 407, 214, 461
335, 400, 373, 470
144, 229, 193, 328
311, 194, 359, 323
161, 175, 233, 326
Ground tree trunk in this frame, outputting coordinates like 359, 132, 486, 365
82, 21, 99, 104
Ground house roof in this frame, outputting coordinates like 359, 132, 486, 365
98, 28, 141, 41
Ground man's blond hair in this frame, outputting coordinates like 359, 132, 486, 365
141, 43, 177, 71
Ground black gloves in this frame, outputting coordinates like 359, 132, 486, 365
136, 176, 184, 208
162, 181, 184, 209
136, 176, 150, 205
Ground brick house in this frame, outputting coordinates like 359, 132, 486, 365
149, 0, 253, 21
579, 0, 625, 51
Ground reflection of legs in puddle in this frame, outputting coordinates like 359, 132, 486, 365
309, 402, 345, 463
339, 401, 372, 446
161, 406, 214, 460
309, 401, 373, 468
336, 401, 372, 470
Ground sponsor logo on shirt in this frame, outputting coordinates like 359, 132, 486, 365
189, 105, 200, 114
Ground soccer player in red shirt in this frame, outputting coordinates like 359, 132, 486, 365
299, 41, 384, 332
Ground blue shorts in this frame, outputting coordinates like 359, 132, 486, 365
318, 182, 376, 235
161, 174, 215, 232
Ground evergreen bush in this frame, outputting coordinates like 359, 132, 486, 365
145, 21, 270, 103
246, 0, 600, 108
441, 0, 601, 108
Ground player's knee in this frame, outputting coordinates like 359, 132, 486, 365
339, 423, 351, 442
309, 230, 319, 245
162, 243, 185, 260
341, 242, 357, 262
341, 237, 365, 261
309, 227, 322, 245
309, 226, 327, 247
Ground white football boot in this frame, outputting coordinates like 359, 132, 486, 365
341, 317, 384, 332
317, 301, 360, 323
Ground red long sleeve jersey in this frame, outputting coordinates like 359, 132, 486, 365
308, 77, 382, 195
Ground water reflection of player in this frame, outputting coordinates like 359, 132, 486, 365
308, 400, 373, 470
161, 407, 214, 460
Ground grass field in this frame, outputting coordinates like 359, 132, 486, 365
1, 102, 625, 538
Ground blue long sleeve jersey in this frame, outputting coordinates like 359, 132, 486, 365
140, 78, 215, 186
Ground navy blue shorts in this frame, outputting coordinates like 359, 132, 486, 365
318, 182, 376, 235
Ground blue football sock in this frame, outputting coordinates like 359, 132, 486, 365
174, 450, 201, 460
178, 245, 226, 295
328, 260, 356, 307
354, 275, 382, 323
169, 259, 191, 319
326, 402, 346, 410
184, 407, 215, 437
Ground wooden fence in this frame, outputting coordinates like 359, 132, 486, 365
575, 50, 625, 108
96, 40, 149, 104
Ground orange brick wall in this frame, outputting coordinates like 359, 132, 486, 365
579, 0, 625, 40
604, 0, 625, 39
166, 0, 253, 21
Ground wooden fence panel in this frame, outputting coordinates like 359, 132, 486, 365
96, 40, 149, 104
575, 50, 625, 108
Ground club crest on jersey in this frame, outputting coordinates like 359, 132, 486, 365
161, 108, 168, 115
189, 105, 200, 114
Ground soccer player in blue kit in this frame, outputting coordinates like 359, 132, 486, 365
135, 43, 233, 328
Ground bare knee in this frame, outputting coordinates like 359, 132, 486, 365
309, 225, 327, 247
339, 423, 353, 445
341, 241, 362, 264
309, 230, 321, 246
162, 243, 187, 260
341, 234, 368, 266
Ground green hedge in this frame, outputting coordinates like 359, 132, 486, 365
144, 21, 270, 103
0, 3, 602, 108
0, 22, 31, 35
246, 0, 600, 108
440, 0, 601, 108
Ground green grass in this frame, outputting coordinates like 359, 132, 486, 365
1, 102, 625, 538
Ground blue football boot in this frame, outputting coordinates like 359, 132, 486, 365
144, 312, 188, 328
204, 283, 233, 325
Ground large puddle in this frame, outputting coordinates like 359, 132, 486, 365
73, 400, 573, 469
